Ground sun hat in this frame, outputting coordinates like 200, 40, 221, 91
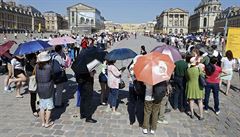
37, 51, 51, 62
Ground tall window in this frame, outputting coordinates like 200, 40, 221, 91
169, 29, 172, 33
72, 11, 74, 23
174, 20, 178, 26
204, 18, 207, 27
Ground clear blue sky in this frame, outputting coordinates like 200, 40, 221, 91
16, 0, 240, 23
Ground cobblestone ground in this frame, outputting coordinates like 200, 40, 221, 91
0, 35, 239, 137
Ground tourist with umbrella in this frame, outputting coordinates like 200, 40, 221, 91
0, 41, 16, 92
71, 46, 106, 123
133, 52, 175, 134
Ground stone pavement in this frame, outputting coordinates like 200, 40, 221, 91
0, 35, 240, 137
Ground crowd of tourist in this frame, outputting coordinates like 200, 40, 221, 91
0, 32, 239, 135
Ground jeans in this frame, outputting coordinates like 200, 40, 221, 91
107, 88, 119, 107
127, 85, 144, 125
204, 82, 220, 112
173, 75, 186, 110
80, 81, 94, 119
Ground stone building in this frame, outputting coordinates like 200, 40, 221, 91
44, 11, 68, 32
189, 0, 222, 33
214, 6, 240, 34
155, 8, 189, 34
0, 0, 45, 33
67, 3, 105, 34
104, 20, 122, 32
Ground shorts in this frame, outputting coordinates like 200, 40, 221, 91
14, 69, 25, 77
39, 98, 54, 110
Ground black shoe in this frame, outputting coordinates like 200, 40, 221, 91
165, 109, 171, 113
190, 115, 194, 119
80, 115, 86, 119
86, 118, 97, 123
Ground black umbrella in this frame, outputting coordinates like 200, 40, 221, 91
71, 47, 107, 75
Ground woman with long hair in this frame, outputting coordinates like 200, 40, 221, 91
219, 50, 236, 95
36, 51, 54, 128
9, 55, 27, 98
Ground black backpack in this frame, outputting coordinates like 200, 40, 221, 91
133, 80, 146, 95
216, 52, 222, 67
152, 81, 167, 104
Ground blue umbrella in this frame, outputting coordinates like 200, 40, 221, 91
186, 35, 197, 41
105, 48, 137, 61
14, 40, 52, 55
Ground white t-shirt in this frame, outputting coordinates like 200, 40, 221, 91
11, 58, 23, 70
145, 84, 154, 101
221, 57, 235, 70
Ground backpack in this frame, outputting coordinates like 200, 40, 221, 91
133, 80, 146, 95
205, 63, 215, 76
152, 81, 167, 104
216, 52, 222, 67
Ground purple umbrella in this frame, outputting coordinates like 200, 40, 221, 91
151, 45, 182, 62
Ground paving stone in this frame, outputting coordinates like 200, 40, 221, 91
53, 130, 65, 135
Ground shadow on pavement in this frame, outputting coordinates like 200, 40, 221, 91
51, 79, 78, 121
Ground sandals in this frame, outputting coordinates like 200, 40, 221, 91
16, 95, 23, 98
44, 121, 54, 128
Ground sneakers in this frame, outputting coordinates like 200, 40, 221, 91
111, 111, 121, 115
142, 129, 148, 134
4, 86, 13, 93
204, 110, 209, 113
157, 119, 168, 124
150, 130, 155, 134
216, 111, 220, 115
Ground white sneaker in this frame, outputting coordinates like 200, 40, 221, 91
111, 111, 121, 115
204, 110, 209, 113
157, 119, 168, 124
4, 86, 8, 92
142, 129, 148, 134
150, 130, 155, 134
216, 111, 220, 115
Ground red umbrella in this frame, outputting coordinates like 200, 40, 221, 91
0, 41, 16, 56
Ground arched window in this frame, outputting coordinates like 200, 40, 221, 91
169, 29, 172, 33
174, 29, 178, 34
204, 18, 207, 27
214, 6, 217, 11
180, 29, 183, 33
80, 17, 85, 24
86, 18, 89, 24
90, 19, 94, 24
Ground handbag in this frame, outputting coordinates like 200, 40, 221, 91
52, 70, 68, 84
198, 68, 207, 90
28, 75, 37, 92
28, 66, 37, 92
119, 79, 125, 89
